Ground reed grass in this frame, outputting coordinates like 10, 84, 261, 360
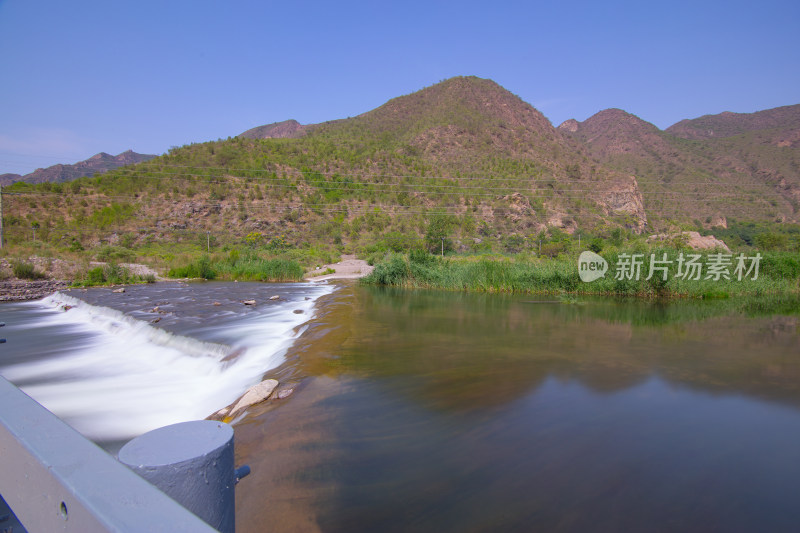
362, 250, 800, 299
167, 254, 304, 282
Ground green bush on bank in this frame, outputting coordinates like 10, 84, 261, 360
167, 253, 303, 282
167, 255, 216, 279
213, 257, 304, 281
73, 264, 154, 287
12, 261, 46, 280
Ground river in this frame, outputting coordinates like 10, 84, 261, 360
2, 283, 800, 531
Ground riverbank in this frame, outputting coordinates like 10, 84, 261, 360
361, 250, 800, 298
0, 279, 71, 302
304, 255, 373, 281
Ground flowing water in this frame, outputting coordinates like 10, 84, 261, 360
0, 281, 334, 450
2, 283, 800, 531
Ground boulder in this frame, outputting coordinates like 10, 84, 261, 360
230, 379, 279, 415
647, 231, 730, 252
242, 299, 256, 305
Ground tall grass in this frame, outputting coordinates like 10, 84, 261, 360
167, 254, 303, 282
362, 250, 800, 298
213, 258, 304, 281
72, 263, 155, 287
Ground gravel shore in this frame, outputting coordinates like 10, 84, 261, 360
0, 279, 71, 302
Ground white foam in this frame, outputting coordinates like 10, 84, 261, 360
2, 285, 335, 441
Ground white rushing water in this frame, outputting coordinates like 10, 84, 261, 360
0, 283, 335, 441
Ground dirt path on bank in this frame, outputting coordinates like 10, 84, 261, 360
304, 255, 373, 281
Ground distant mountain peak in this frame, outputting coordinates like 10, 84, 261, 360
666, 104, 800, 140
239, 119, 307, 140
567, 108, 660, 140
1, 150, 157, 185
557, 119, 579, 133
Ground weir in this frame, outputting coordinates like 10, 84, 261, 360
0, 374, 245, 532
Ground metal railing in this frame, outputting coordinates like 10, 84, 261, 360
0, 375, 220, 532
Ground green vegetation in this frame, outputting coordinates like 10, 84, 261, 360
12, 261, 46, 280
73, 264, 155, 287
363, 250, 800, 298
167, 253, 304, 282
1, 77, 798, 293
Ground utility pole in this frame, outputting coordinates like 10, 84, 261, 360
0, 184, 3, 249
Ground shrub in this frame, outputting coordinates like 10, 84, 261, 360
167, 255, 216, 280
409, 248, 436, 266
86, 267, 106, 284
94, 245, 135, 263
13, 262, 46, 280
366, 254, 409, 285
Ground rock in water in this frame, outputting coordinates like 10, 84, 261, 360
242, 299, 256, 305
269, 295, 280, 300
276, 388, 294, 399
112, 287, 125, 293
230, 379, 279, 415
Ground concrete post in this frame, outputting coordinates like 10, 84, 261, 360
119, 420, 236, 533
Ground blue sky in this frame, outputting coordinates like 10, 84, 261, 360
1, 0, 798, 174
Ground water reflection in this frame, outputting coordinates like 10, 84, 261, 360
333, 288, 800, 411
235, 285, 800, 533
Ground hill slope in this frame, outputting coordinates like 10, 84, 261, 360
2, 77, 798, 261
666, 104, 800, 140
559, 105, 800, 226
239, 119, 307, 140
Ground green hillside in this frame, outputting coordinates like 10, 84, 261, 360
1, 76, 799, 281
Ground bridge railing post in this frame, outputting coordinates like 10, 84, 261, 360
118, 420, 242, 533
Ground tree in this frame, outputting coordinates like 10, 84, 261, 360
425, 214, 453, 254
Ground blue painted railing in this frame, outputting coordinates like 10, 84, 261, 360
0, 375, 220, 532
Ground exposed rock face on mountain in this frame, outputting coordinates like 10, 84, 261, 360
3, 150, 157, 185
238, 119, 307, 140
601, 176, 648, 232
647, 231, 730, 252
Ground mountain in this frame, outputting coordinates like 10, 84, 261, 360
558, 104, 800, 226
3, 77, 799, 256
4, 150, 157, 185
231, 76, 647, 231
0, 173, 22, 186
239, 119, 307, 140
666, 104, 800, 140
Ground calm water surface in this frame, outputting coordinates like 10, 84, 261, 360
235, 286, 800, 533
